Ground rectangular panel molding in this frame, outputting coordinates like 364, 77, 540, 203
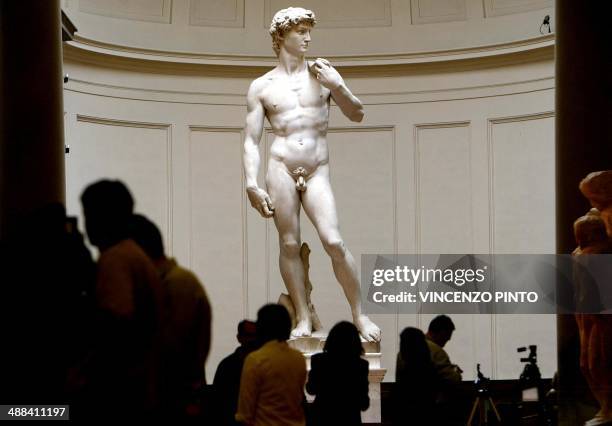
79, 0, 173, 23
187, 125, 250, 381
189, 0, 245, 28
410, 0, 467, 25
73, 114, 173, 249
414, 121, 472, 254
486, 111, 555, 254
187, 125, 247, 314
484, 0, 553, 17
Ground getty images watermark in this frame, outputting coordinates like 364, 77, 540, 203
360, 254, 612, 314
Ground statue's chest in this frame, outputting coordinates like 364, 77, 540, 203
263, 78, 328, 113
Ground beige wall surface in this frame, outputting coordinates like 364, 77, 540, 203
63, 22, 555, 381
62, 0, 553, 59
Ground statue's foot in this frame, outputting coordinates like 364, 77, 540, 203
291, 319, 312, 338
355, 315, 381, 342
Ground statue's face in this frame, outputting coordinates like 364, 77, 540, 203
281, 23, 312, 55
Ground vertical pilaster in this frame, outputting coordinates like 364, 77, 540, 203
0, 0, 65, 240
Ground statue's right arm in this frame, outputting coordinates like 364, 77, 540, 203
243, 79, 274, 218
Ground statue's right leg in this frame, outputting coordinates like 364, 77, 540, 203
266, 159, 312, 337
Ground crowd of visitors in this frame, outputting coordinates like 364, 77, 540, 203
0, 178, 463, 424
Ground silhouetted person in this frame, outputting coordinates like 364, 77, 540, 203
426, 315, 462, 383
425, 315, 462, 424
394, 327, 437, 425
306, 321, 369, 426
213, 320, 258, 426
130, 213, 212, 419
236, 304, 306, 426
0, 203, 95, 407
80, 180, 165, 419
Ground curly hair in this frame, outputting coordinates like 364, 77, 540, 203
269, 7, 316, 56
574, 209, 607, 248
579, 171, 612, 210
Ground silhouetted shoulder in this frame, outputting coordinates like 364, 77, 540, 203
310, 352, 325, 366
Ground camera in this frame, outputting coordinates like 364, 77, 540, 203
517, 345, 540, 385
474, 363, 490, 395
516, 345, 554, 425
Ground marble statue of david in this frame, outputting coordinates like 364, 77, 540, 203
243, 7, 381, 342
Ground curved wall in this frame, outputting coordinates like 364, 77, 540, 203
62, 5, 556, 382
62, 0, 554, 60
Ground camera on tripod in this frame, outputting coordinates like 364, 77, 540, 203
518, 345, 541, 389
468, 364, 501, 425
516, 345, 554, 425
474, 363, 490, 395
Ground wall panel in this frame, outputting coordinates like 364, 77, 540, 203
79, 0, 172, 23
490, 112, 555, 254
415, 122, 472, 253
189, 126, 247, 376
411, 0, 467, 24
488, 112, 556, 378
189, 0, 245, 27
484, 0, 553, 17
66, 115, 171, 248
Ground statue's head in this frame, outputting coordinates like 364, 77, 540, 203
579, 171, 612, 211
269, 7, 316, 56
579, 170, 612, 236
574, 208, 607, 249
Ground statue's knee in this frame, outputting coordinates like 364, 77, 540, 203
280, 239, 301, 257
323, 238, 345, 260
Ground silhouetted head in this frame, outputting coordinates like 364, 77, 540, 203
237, 320, 257, 348
256, 304, 291, 343
80, 180, 134, 250
324, 321, 363, 358
130, 214, 165, 260
400, 327, 430, 365
427, 315, 455, 348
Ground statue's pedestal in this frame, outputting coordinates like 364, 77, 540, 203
288, 331, 386, 423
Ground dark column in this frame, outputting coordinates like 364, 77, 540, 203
0, 0, 65, 241
556, 1, 612, 424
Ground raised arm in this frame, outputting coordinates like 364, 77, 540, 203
312, 58, 364, 122
243, 79, 274, 218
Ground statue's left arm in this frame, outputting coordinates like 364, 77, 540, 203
312, 58, 364, 122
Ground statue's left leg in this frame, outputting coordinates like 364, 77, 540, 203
301, 165, 381, 342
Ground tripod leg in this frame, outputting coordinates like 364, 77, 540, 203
467, 398, 479, 425
488, 397, 502, 422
